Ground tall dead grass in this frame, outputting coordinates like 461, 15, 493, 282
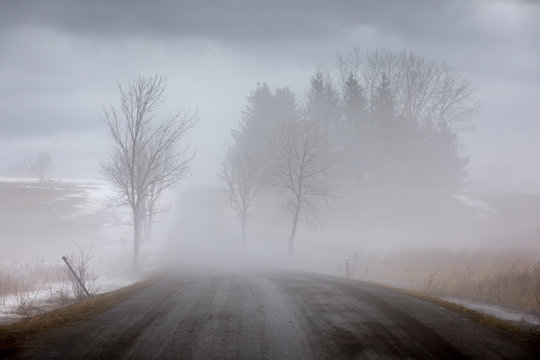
0, 261, 65, 314
0, 260, 64, 296
0, 271, 19, 302
356, 248, 540, 314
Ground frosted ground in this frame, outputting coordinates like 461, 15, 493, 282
0, 178, 167, 324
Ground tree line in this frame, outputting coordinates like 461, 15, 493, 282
222, 49, 478, 254
100, 49, 478, 265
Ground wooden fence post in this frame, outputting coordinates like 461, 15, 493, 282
62, 256, 91, 297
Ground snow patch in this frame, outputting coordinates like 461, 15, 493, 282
0, 277, 136, 325
71, 182, 116, 215
442, 296, 540, 326
0, 177, 40, 183
453, 194, 495, 219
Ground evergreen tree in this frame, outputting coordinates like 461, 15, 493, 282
306, 72, 325, 123
342, 74, 367, 129
273, 87, 301, 130
340, 73, 369, 184
369, 73, 400, 184
421, 124, 468, 189
370, 73, 396, 138
306, 71, 341, 143
233, 82, 274, 156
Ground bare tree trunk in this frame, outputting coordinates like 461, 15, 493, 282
143, 215, 152, 243
147, 219, 152, 242
288, 201, 301, 256
133, 208, 141, 269
241, 217, 247, 248
220, 147, 262, 250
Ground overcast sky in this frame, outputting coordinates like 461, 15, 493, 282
1, 0, 539, 192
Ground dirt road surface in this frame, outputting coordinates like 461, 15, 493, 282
13, 269, 539, 359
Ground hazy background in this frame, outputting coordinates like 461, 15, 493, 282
1, 0, 539, 193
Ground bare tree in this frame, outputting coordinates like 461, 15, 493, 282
365, 49, 479, 131
336, 49, 479, 131
220, 145, 263, 246
272, 119, 333, 255
336, 46, 362, 84
35, 152, 53, 181
101, 75, 195, 268
140, 170, 177, 243
16, 152, 53, 180
140, 182, 162, 243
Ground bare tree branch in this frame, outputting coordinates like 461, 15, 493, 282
271, 118, 333, 255
220, 145, 263, 246
101, 74, 196, 269
361, 49, 479, 132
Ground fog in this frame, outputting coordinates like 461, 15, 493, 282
1, 0, 540, 320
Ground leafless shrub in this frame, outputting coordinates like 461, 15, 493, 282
46, 283, 72, 306
63, 246, 99, 299
15, 277, 39, 316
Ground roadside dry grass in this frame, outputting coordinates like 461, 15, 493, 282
0, 276, 161, 357
0, 261, 64, 298
357, 248, 540, 314
0, 262, 66, 316
406, 289, 538, 334
368, 281, 540, 348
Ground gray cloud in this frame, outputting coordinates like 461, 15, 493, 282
2, 1, 535, 46
1, 0, 344, 41
0, 0, 539, 189
2, 1, 538, 85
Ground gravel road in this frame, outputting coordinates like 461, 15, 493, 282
14, 269, 539, 359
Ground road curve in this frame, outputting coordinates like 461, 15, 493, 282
14, 269, 538, 359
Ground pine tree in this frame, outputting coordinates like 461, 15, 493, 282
369, 73, 400, 184
342, 74, 367, 129
370, 73, 396, 137
273, 87, 301, 129
306, 72, 325, 123
340, 73, 369, 184
306, 71, 341, 143
421, 124, 468, 189
233, 82, 275, 156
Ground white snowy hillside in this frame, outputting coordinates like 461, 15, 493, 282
0, 178, 133, 261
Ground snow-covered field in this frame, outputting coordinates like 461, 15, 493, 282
0, 178, 133, 259
0, 178, 160, 324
